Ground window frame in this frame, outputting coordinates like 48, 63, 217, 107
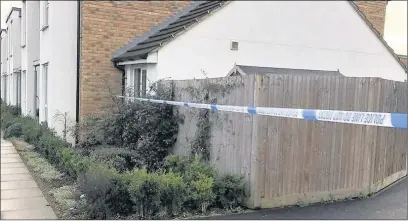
42, 63, 49, 122
22, 2, 27, 47
9, 21, 13, 57
41, 1, 49, 31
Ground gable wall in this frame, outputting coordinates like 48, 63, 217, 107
154, 1, 406, 82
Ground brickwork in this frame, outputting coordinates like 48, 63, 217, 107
79, 1, 191, 118
354, 1, 387, 36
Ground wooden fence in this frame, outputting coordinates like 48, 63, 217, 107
165, 74, 407, 208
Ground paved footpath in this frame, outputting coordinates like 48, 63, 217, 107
1, 139, 56, 219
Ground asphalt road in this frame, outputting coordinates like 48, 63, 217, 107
209, 177, 407, 220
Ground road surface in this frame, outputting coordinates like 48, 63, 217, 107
209, 177, 407, 220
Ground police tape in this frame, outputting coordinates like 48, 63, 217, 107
117, 96, 407, 129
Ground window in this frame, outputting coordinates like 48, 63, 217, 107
22, 2, 27, 47
42, 64, 48, 122
141, 70, 147, 97
4, 75, 7, 103
22, 71, 26, 113
42, 1, 49, 30
16, 71, 21, 107
34, 65, 40, 118
130, 68, 148, 98
133, 68, 141, 97
9, 22, 12, 57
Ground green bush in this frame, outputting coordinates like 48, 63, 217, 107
190, 173, 216, 213
76, 89, 180, 172
90, 146, 142, 173
77, 163, 133, 219
159, 172, 187, 217
122, 168, 162, 219
213, 174, 247, 210
3, 121, 23, 139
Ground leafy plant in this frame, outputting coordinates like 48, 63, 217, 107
213, 174, 247, 210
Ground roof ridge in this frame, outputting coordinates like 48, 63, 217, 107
348, 1, 407, 73
112, 1, 205, 59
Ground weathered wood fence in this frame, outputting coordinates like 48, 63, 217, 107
164, 74, 407, 208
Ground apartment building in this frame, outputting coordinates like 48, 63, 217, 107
1, 1, 190, 144
1, 8, 22, 107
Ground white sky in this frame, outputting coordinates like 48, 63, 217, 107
1, 1, 407, 55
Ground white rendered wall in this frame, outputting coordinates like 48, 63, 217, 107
154, 1, 406, 82
39, 1, 77, 144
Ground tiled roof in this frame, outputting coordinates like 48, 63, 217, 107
112, 1, 229, 62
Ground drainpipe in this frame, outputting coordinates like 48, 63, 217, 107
75, 0, 81, 144
113, 61, 126, 103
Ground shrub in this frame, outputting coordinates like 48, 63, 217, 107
77, 163, 133, 219
90, 146, 142, 173
3, 121, 23, 139
213, 174, 247, 210
9, 105, 21, 116
122, 168, 162, 219
76, 88, 180, 172
190, 173, 215, 213
159, 172, 187, 217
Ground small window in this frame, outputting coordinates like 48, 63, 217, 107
9, 21, 13, 56
133, 68, 141, 97
42, 63, 48, 122
16, 71, 21, 107
42, 1, 49, 30
130, 68, 148, 98
22, 2, 27, 46
141, 70, 147, 97
230, 41, 239, 51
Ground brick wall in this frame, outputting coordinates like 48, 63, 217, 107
79, 1, 191, 118
354, 1, 387, 36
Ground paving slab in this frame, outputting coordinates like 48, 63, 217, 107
1, 174, 33, 182
1, 153, 20, 158
0, 150, 18, 155
0, 162, 26, 168
1, 167, 29, 175
1, 180, 38, 190
1, 158, 22, 163
1, 207, 56, 219
1, 188, 44, 200
1, 196, 50, 211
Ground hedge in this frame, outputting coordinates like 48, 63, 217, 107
1, 103, 247, 219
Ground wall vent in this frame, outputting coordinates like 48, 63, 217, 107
230, 41, 239, 51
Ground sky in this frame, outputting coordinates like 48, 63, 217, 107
1, 1, 407, 55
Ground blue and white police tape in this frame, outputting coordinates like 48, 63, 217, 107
117, 96, 407, 129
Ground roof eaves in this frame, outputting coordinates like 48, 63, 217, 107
112, 1, 206, 60
6, 7, 21, 24
348, 1, 407, 74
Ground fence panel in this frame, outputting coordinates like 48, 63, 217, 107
164, 74, 407, 208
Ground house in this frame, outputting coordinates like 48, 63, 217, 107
226, 64, 344, 77
112, 1, 407, 99
0, 1, 191, 144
